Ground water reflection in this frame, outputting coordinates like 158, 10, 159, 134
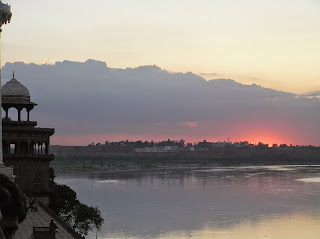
160, 214, 320, 239
55, 166, 320, 239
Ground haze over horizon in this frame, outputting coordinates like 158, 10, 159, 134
1, 59, 319, 146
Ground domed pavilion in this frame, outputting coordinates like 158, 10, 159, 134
2, 72, 37, 121
2, 73, 54, 203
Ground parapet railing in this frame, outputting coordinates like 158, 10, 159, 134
4, 154, 55, 159
33, 226, 55, 239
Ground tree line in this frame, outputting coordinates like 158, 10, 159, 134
48, 168, 104, 236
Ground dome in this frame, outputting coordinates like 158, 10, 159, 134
2, 74, 30, 100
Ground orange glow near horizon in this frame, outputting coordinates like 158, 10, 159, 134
50, 114, 318, 147
230, 128, 294, 146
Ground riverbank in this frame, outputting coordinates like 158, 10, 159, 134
50, 151, 320, 174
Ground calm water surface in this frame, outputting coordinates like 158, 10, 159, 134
55, 165, 320, 239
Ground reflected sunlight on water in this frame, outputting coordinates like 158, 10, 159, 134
161, 215, 320, 239
96, 180, 122, 184
296, 177, 320, 183
100, 214, 320, 239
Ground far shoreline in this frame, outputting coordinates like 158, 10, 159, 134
51, 154, 320, 175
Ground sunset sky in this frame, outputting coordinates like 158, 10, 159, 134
2, 0, 320, 94
1, 1, 319, 146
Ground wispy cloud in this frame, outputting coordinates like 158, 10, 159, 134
179, 121, 199, 128
199, 73, 218, 76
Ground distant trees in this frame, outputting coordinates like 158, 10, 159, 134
240, 141, 249, 146
258, 142, 269, 150
86, 139, 319, 150
197, 140, 209, 147
156, 139, 182, 147
178, 139, 185, 147
99, 139, 187, 148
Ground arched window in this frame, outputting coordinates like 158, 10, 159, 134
9, 141, 18, 154
8, 107, 18, 121
21, 108, 28, 121
29, 142, 35, 154
20, 141, 28, 154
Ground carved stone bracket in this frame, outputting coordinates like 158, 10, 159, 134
0, 1, 12, 30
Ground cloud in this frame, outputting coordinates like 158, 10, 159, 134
179, 121, 199, 128
295, 91, 320, 100
2, 60, 319, 146
199, 72, 218, 76
303, 91, 320, 97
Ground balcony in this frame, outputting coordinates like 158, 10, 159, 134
4, 154, 55, 160
3, 120, 38, 127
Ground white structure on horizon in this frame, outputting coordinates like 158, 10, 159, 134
0, 0, 14, 178
135, 146, 179, 153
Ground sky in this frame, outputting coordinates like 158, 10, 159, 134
2, 60, 319, 146
1, 0, 320, 94
0, 1, 319, 146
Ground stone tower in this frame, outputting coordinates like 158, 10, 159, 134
2, 74, 55, 203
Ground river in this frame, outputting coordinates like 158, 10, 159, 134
55, 165, 320, 239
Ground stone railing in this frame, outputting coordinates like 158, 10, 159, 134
33, 226, 55, 239
4, 154, 55, 160
2, 120, 38, 127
